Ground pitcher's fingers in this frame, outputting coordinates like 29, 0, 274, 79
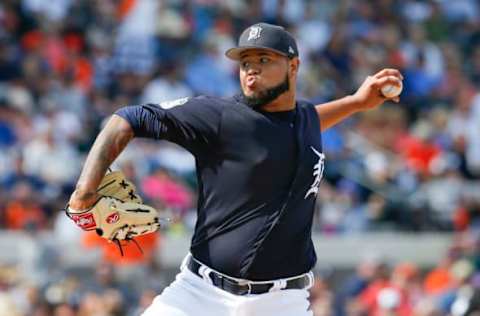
372, 76, 403, 89
374, 68, 403, 80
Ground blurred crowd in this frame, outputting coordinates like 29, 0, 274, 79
1, 0, 480, 236
1, 0, 480, 315
0, 256, 167, 316
309, 230, 480, 316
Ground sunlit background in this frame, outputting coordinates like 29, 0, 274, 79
1, 0, 480, 315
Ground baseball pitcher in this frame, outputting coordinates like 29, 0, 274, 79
67, 23, 402, 316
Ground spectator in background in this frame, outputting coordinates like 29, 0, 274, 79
141, 63, 193, 106
1, 152, 45, 194
423, 249, 459, 297
22, 127, 80, 194
358, 262, 420, 316
438, 259, 475, 315
77, 262, 133, 316
401, 24, 444, 100
141, 167, 194, 220
4, 181, 46, 231
335, 254, 388, 316
184, 33, 237, 96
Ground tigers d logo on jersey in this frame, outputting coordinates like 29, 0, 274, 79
304, 146, 325, 199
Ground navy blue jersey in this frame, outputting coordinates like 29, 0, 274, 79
116, 95, 324, 280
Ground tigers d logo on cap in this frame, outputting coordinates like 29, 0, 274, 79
225, 23, 299, 60
248, 26, 262, 41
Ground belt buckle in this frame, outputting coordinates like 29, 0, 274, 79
269, 279, 287, 292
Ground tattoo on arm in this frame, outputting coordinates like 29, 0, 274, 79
74, 115, 134, 201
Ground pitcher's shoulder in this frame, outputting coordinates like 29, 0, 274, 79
190, 95, 237, 108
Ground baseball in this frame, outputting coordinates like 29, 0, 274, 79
381, 81, 403, 98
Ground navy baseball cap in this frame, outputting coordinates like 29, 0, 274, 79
225, 23, 299, 60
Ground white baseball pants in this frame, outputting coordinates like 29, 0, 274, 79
141, 258, 313, 316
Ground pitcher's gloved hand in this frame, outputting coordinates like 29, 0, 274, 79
66, 170, 168, 254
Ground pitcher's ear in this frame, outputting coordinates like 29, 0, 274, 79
289, 57, 300, 76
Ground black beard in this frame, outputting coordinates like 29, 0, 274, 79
242, 74, 290, 109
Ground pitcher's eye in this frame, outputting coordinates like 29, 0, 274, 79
260, 57, 270, 64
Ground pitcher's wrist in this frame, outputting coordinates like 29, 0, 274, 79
69, 189, 99, 210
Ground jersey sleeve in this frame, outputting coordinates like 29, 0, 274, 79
115, 96, 223, 154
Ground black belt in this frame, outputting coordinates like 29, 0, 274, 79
186, 256, 312, 295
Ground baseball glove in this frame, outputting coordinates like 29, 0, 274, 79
66, 170, 167, 254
